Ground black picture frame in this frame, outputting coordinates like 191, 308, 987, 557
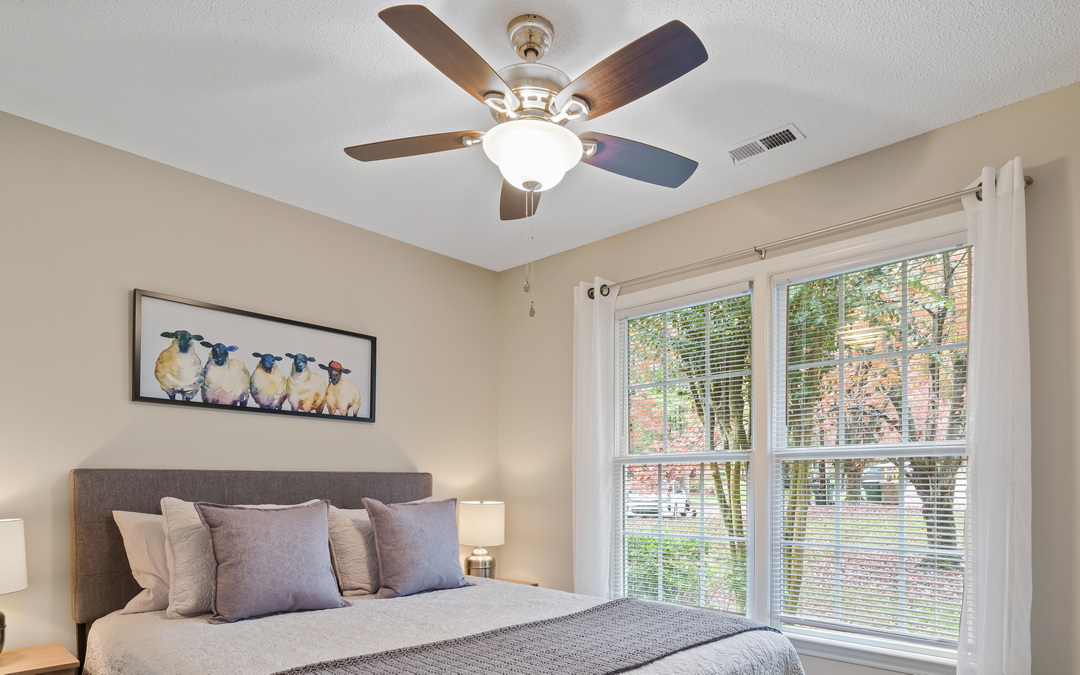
133, 289, 376, 422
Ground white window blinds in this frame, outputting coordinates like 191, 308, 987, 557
614, 290, 752, 614
773, 246, 970, 646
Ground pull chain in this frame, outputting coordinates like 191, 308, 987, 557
522, 185, 537, 317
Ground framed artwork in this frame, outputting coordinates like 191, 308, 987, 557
133, 289, 376, 422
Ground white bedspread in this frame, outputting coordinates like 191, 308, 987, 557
84, 578, 803, 674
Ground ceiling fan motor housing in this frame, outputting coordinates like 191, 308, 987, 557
491, 62, 571, 122
507, 14, 553, 61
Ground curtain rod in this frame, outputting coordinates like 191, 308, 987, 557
588, 175, 1033, 298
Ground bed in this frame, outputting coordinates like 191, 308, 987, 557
70, 468, 804, 674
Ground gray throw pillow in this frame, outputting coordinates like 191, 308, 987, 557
361, 497, 467, 599
194, 500, 347, 623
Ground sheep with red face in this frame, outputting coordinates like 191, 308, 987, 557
319, 360, 361, 417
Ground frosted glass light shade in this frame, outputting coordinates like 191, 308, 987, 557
457, 501, 505, 547
0, 519, 27, 595
482, 120, 582, 192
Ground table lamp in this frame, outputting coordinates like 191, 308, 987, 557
0, 518, 27, 654
458, 501, 504, 578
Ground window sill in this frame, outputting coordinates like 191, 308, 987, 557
787, 632, 957, 675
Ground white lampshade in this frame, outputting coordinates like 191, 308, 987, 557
482, 120, 582, 192
458, 501, 505, 547
0, 519, 27, 595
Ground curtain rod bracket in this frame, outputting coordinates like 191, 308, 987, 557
753, 246, 767, 260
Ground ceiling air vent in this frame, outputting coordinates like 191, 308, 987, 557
727, 124, 805, 165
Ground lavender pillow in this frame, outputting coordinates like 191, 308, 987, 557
361, 497, 467, 599
194, 500, 347, 623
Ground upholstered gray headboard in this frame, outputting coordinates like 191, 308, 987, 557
69, 468, 432, 630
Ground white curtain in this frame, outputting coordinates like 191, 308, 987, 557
958, 158, 1032, 674
571, 277, 620, 597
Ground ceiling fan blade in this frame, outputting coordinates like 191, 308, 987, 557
344, 131, 484, 162
379, 5, 521, 111
500, 181, 542, 221
554, 21, 707, 120
579, 132, 698, 188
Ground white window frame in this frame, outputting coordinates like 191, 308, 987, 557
612, 210, 968, 675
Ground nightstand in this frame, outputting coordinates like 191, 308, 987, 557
496, 577, 539, 587
0, 643, 79, 675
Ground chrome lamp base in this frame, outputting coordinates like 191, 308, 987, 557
465, 547, 495, 578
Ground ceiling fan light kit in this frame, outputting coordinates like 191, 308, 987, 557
346, 4, 708, 219
482, 119, 583, 191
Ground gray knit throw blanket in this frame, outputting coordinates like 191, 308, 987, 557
273, 597, 781, 675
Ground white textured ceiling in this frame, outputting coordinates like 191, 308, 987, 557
2, 1, 1078, 271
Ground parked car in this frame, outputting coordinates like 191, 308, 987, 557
861, 464, 901, 504
625, 488, 692, 517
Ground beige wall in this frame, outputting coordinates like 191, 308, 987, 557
495, 81, 1080, 674
0, 112, 500, 654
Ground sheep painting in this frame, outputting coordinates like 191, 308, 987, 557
319, 360, 362, 416
154, 330, 204, 401
137, 290, 373, 421
285, 352, 326, 413
198, 341, 251, 406
250, 352, 288, 409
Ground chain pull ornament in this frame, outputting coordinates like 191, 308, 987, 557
523, 185, 537, 317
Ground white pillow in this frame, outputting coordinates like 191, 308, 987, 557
112, 511, 170, 614
161, 497, 216, 618
161, 497, 322, 618
327, 507, 379, 596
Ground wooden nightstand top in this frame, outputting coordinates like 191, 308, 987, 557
496, 577, 539, 587
0, 643, 79, 675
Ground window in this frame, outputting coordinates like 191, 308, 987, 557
614, 290, 752, 613
612, 229, 970, 664
774, 247, 969, 646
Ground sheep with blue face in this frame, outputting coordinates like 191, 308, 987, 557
319, 360, 362, 417
199, 341, 251, 406
285, 352, 326, 413
154, 330, 204, 400
250, 352, 287, 410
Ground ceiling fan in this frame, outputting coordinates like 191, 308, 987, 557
344, 5, 708, 220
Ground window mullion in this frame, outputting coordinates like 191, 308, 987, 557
749, 276, 772, 624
